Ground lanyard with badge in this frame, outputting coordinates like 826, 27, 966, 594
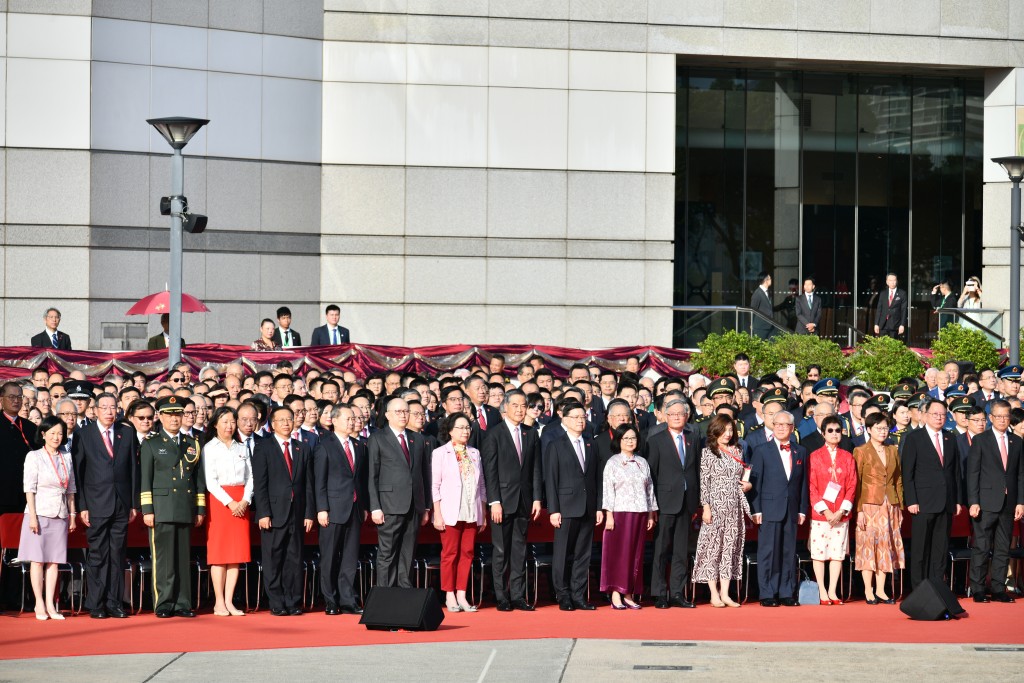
822, 446, 843, 504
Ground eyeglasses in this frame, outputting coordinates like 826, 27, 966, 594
926, 411, 946, 417
823, 428, 842, 434
169, 377, 183, 384
390, 409, 410, 415
621, 435, 638, 441
968, 417, 988, 423
135, 415, 154, 421
57, 411, 78, 418
182, 410, 197, 417
529, 404, 543, 410
991, 414, 1010, 420
452, 425, 472, 430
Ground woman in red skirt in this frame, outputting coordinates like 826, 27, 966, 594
202, 406, 252, 616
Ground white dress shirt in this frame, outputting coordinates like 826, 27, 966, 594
202, 438, 253, 507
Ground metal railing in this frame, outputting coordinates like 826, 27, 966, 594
672, 305, 794, 341
938, 308, 1005, 346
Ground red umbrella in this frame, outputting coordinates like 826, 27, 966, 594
126, 290, 210, 315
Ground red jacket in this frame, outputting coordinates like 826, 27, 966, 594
808, 446, 857, 521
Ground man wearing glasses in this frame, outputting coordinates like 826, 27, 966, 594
0, 382, 37, 608
965, 400, 1024, 603
901, 398, 962, 590
126, 400, 156, 443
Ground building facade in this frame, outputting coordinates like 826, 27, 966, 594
0, 1, 1021, 350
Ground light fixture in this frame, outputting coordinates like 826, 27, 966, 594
147, 116, 210, 150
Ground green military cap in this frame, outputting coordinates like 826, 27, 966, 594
949, 396, 975, 414
907, 391, 929, 409
156, 395, 185, 414
762, 387, 788, 405
707, 378, 735, 397
864, 394, 889, 411
890, 383, 915, 399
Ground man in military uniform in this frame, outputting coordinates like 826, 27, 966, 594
697, 378, 736, 438
139, 396, 205, 618
808, 379, 850, 437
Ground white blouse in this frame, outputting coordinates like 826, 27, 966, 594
24, 447, 76, 519
202, 438, 253, 507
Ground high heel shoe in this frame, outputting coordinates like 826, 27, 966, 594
46, 611, 65, 620
819, 599, 833, 606
446, 603, 462, 612
865, 596, 879, 605
710, 600, 726, 608
226, 606, 245, 616
35, 611, 48, 621
828, 597, 844, 605
623, 599, 642, 610
610, 602, 627, 610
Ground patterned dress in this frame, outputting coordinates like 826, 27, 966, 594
692, 447, 750, 583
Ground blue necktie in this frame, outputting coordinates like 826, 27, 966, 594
332, 328, 338, 345
676, 433, 687, 490
51, 332, 58, 348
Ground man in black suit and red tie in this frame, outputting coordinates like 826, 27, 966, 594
30, 307, 72, 350
874, 272, 907, 340
901, 398, 962, 590
73, 392, 138, 619
251, 405, 315, 616
966, 399, 1024, 602
0, 382, 38, 609
644, 398, 700, 609
481, 390, 542, 612
544, 401, 603, 611
464, 375, 500, 449
314, 405, 368, 615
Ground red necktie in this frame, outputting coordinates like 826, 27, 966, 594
478, 406, 487, 431
779, 443, 791, 451
888, 290, 894, 306
343, 439, 357, 501
999, 433, 1008, 471
101, 428, 115, 459
934, 432, 943, 466
282, 440, 293, 478
780, 443, 791, 477
398, 432, 411, 466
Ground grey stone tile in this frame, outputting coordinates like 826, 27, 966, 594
405, 256, 486, 303
869, 0, 941, 36
261, 163, 321, 234
0, 150, 6, 223
795, 0, 870, 32
88, 248, 152, 301
569, 21, 647, 51
485, 238, 567, 259
648, 0, 724, 25
407, 14, 488, 44
722, 0, 796, 29
1011, 2, 1024, 40
645, 173, 674, 242
406, 168, 487, 237
486, 257, 566, 306
486, 305, 565, 345
488, 18, 569, 49
566, 239, 644, 260
648, 24, 724, 54
263, 0, 324, 39
325, 0, 407, 10
407, 235, 485, 258
407, 0, 488, 16
91, 0, 152, 22
324, 11, 407, 41
321, 166, 406, 236
320, 234, 406, 255
567, 171, 645, 241
7, 246, 90, 299
10, 0, 89, 14
151, 0, 207, 28
206, 159, 262, 232
569, 0, 646, 23
261, 78, 322, 164
405, 303, 486, 342
321, 254, 405, 303
565, 304, 645, 346
91, 152, 150, 228
6, 225, 90, 247
209, 0, 262, 32
489, 0, 569, 20
89, 226, 157, 250
940, 0, 1008, 39
260, 254, 319, 301
203, 301, 260, 346
487, 169, 567, 240
7, 150, 91, 226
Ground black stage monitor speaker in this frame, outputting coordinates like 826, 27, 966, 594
900, 579, 966, 620
359, 587, 444, 631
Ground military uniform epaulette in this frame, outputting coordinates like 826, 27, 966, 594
694, 415, 710, 423
145, 431, 159, 439
748, 422, 764, 434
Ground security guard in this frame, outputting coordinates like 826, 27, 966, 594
140, 395, 206, 618
64, 380, 95, 429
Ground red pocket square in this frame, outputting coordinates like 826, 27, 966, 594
796, 460, 803, 465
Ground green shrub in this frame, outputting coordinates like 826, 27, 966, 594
688, 330, 780, 378
930, 324, 1000, 372
770, 333, 850, 380
848, 335, 925, 390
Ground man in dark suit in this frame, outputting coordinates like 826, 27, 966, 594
251, 405, 315, 616
901, 398, 962, 590
314, 405, 368, 615
750, 410, 808, 606
874, 272, 907, 340
146, 313, 184, 350
645, 398, 700, 609
30, 307, 72, 350
481, 390, 542, 612
0, 382, 37, 609
799, 403, 854, 454
464, 375, 501, 449
544, 401, 602, 610
286, 395, 319, 452
309, 304, 351, 346
367, 397, 430, 588
732, 354, 757, 390
73, 393, 138, 619
794, 277, 822, 335
970, 368, 1001, 410
750, 271, 775, 339
966, 400, 1024, 602
930, 280, 957, 329
270, 306, 302, 348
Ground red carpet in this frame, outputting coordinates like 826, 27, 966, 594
1, 600, 1021, 660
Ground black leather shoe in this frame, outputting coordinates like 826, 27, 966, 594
558, 600, 575, 611
270, 608, 289, 616
90, 608, 109, 619
880, 598, 896, 605
325, 603, 341, 615
155, 609, 174, 618
654, 596, 670, 609
289, 607, 303, 615
990, 592, 1015, 603
572, 601, 596, 611
496, 600, 513, 612
339, 604, 363, 615
779, 598, 799, 607
759, 599, 779, 607
108, 607, 129, 618
973, 594, 991, 603
511, 599, 535, 612
670, 596, 696, 608
174, 609, 196, 618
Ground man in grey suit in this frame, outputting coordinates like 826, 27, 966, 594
750, 271, 775, 339
367, 397, 430, 588
794, 277, 822, 335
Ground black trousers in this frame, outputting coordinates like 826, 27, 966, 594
376, 508, 418, 588
909, 510, 951, 589
552, 515, 594, 602
151, 522, 192, 612
491, 507, 529, 602
651, 511, 692, 598
261, 514, 303, 611
84, 500, 129, 611
970, 506, 1015, 594
757, 517, 798, 599
319, 515, 361, 606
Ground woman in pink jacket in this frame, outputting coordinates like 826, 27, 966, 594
432, 412, 487, 612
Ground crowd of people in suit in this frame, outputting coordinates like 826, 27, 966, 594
3, 335, 1024, 621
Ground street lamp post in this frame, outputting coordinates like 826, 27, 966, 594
147, 117, 209, 367
992, 156, 1024, 366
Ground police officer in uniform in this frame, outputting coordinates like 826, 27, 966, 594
139, 396, 206, 618
697, 378, 736, 439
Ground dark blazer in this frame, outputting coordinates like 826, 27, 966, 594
900, 427, 961, 514
750, 287, 774, 338
310, 325, 350, 346
296, 429, 319, 453
313, 433, 368, 525
367, 428, 428, 515
146, 333, 184, 350
875, 288, 907, 331
31, 330, 71, 350
0, 415, 38, 513
481, 421, 542, 514
467, 403, 502, 450
72, 421, 138, 518
794, 293, 822, 334
543, 431, 600, 519
271, 327, 302, 347
970, 390, 1000, 409
251, 435, 315, 527
749, 439, 809, 522
799, 430, 854, 456
966, 429, 1024, 513
644, 428, 701, 516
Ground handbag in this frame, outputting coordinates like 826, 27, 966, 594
797, 569, 820, 606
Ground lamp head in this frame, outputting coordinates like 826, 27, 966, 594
147, 117, 209, 150
992, 156, 1024, 182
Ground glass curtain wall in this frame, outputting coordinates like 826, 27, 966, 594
674, 67, 983, 348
